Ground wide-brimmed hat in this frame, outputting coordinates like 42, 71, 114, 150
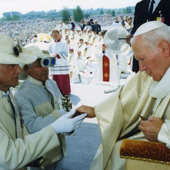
0, 33, 37, 64
19, 45, 51, 80
134, 21, 167, 36
24, 45, 50, 59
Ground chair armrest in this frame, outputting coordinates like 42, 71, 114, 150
120, 139, 170, 164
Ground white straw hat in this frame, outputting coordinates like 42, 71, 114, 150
0, 33, 37, 64
19, 45, 51, 80
24, 45, 50, 59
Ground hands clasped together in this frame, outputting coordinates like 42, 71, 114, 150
139, 117, 164, 142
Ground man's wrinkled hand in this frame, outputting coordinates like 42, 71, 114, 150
138, 117, 164, 142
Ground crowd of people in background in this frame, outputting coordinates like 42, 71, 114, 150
0, 0, 170, 169
0, 14, 134, 86
0, 15, 134, 46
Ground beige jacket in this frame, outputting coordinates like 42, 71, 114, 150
0, 91, 59, 170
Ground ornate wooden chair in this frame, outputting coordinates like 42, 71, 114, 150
120, 139, 170, 170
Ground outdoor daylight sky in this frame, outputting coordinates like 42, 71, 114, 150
0, 0, 141, 17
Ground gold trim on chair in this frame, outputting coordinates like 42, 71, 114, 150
120, 139, 170, 165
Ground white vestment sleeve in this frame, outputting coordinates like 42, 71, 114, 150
158, 119, 170, 148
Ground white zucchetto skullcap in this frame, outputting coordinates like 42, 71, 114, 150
134, 21, 167, 37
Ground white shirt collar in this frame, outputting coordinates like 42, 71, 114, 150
27, 75, 43, 87
2, 90, 10, 98
150, 67, 170, 99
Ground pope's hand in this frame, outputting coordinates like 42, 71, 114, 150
76, 105, 96, 118
51, 109, 87, 134
138, 117, 164, 142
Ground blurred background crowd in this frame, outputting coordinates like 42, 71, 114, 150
0, 14, 135, 86
0, 15, 134, 46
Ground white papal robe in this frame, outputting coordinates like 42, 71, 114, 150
90, 68, 170, 170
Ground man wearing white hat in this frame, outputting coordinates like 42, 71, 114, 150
14, 45, 71, 170
76, 21, 170, 170
0, 33, 86, 170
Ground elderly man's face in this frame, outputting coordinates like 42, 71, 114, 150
25, 59, 49, 83
0, 64, 22, 92
132, 36, 170, 81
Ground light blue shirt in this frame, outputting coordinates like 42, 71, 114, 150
148, 0, 161, 12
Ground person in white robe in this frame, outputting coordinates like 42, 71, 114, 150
98, 31, 104, 44
95, 30, 107, 54
83, 35, 95, 61
55, 22, 66, 38
65, 22, 72, 40
83, 21, 92, 32
83, 35, 97, 77
76, 21, 170, 170
95, 44, 117, 84
48, 29, 71, 95
77, 39, 86, 54
76, 51, 86, 72
87, 28, 94, 43
74, 26, 82, 44
89, 30, 99, 47
68, 48, 77, 66
112, 17, 122, 27
69, 49, 80, 83
80, 29, 88, 41
55, 22, 66, 32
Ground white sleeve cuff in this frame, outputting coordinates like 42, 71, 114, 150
158, 123, 169, 144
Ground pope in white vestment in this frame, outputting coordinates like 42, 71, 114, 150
76, 21, 170, 170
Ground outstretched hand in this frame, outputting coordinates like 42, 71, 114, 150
51, 109, 87, 134
125, 34, 133, 45
75, 105, 96, 118
138, 117, 164, 142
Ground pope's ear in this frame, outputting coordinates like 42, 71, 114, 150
158, 40, 170, 58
